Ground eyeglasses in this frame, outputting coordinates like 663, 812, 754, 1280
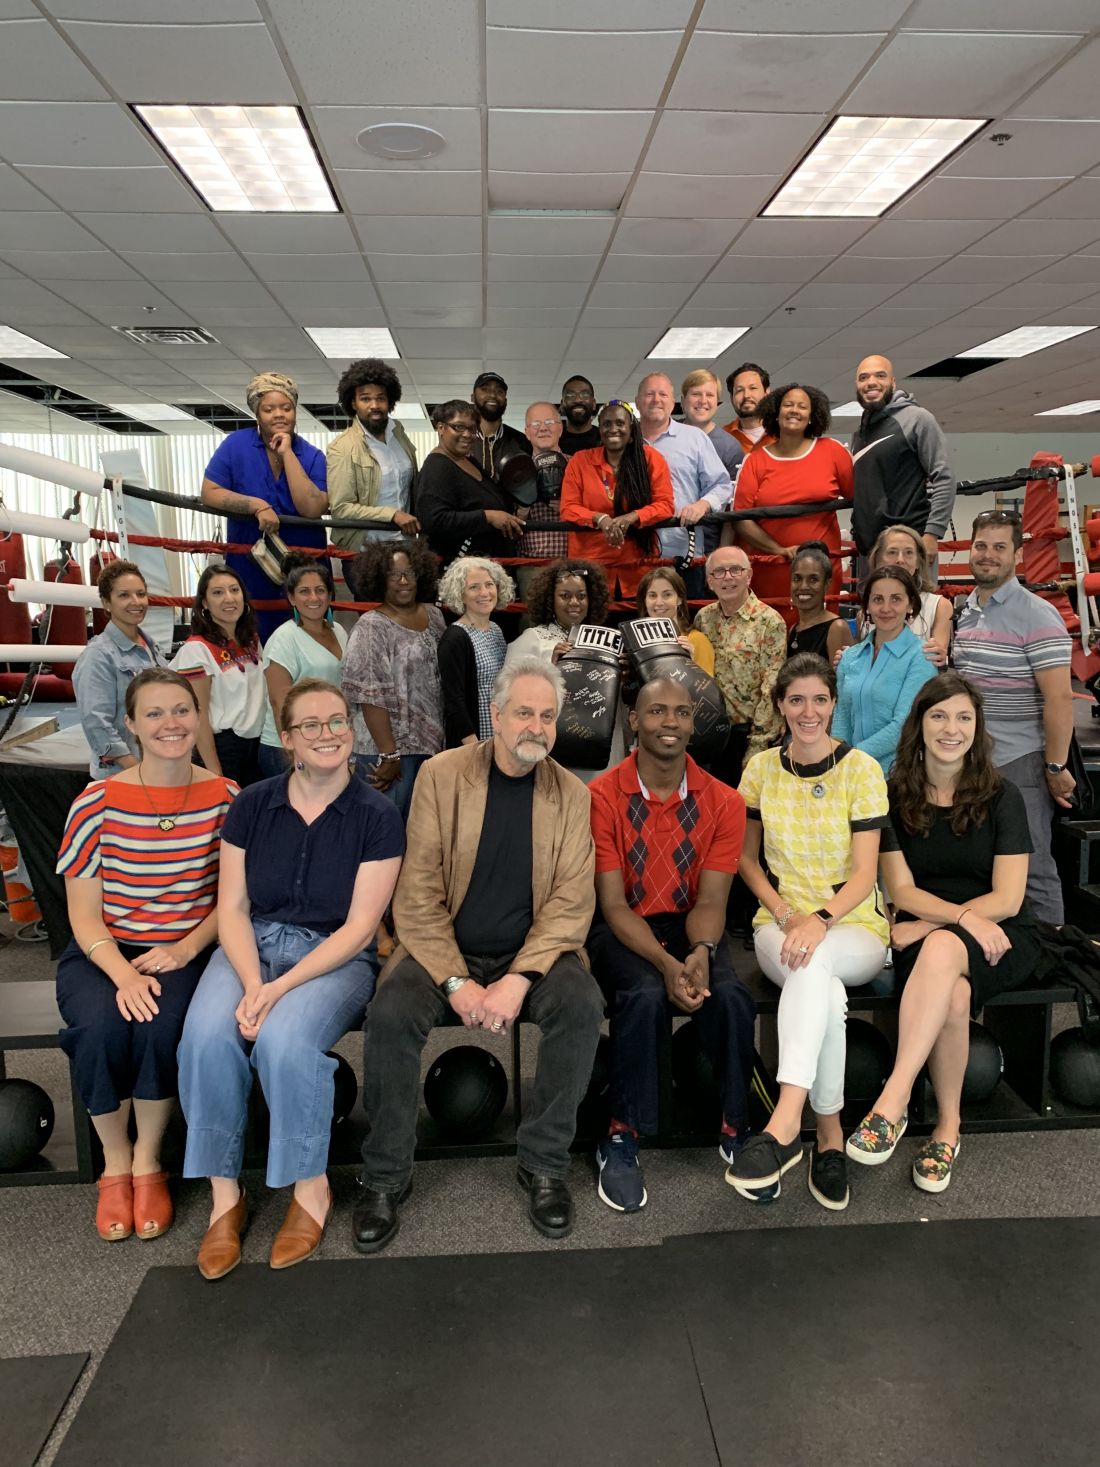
528, 418, 560, 431
386, 568, 414, 583
562, 390, 595, 403
287, 716, 350, 739
709, 565, 750, 579
442, 421, 477, 436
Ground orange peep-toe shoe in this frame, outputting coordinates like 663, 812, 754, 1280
132, 1170, 173, 1239
95, 1173, 134, 1242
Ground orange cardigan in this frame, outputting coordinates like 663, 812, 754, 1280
559, 444, 675, 597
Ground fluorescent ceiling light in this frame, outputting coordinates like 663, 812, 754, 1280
392, 402, 426, 420
0, 325, 67, 359
107, 402, 194, 422
304, 327, 398, 359
765, 115, 986, 218
958, 326, 1095, 359
135, 104, 337, 213
1036, 400, 1100, 416
648, 327, 749, 359
830, 400, 862, 416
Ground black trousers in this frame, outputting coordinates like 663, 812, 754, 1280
361, 950, 604, 1191
588, 914, 756, 1137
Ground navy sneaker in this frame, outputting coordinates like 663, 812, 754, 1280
725, 1132, 802, 1200
719, 1130, 779, 1203
596, 1132, 648, 1213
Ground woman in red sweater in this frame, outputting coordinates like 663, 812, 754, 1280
560, 401, 674, 599
732, 384, 853, 625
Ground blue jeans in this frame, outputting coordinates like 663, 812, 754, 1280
177, 918, 377, 1188
358, 752, 431, 824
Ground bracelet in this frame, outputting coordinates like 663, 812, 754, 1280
86, 937, 118, 960
775, 904, 793, 931
376, 752, 400, 763
594, 513, 610, 528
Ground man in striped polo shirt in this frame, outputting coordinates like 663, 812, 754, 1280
953, 509, 1075, 923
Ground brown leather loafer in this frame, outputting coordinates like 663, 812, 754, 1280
269, 1192, 331, 1271
197, 1189, 250, 1281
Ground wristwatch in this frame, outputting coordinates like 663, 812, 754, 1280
693, 940, 719, 959
440, 976, 469, 996
814, 909, 836, 929
1044, 761, 1067, 775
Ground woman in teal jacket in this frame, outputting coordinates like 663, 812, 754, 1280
832, 567, 936, 775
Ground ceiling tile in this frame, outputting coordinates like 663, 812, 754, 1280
16, 323, 150, 355
730, 219, 872, 256
587, 282, 694, 311
0, 162, 52, 210
578, 308, 670, 331
786, 282, 900, 310
489, 173, 629, 210
369, 253, 482, 282
264, 0, 482, 106
570, 328, 670, 356
975, 219, 1100, 254
486, 0, 694, 25
487, 253, 602, 283
845, 32, 1080, 117
599, 254, 719, 284
1022, 178, 1100, 219
75, 212, 230, 252
626, 174, 777, 219
155, 280, 281, 312
482, 327, 573, 355
894, 177, 1066, 220
44, 278, 196, 322
22, 166, 201, 214
245, 253, 369, 284
1012, 37, 1100, 119
487, 282, 587, 308
849, 219, 996, 256
642, 110, 824, 178
59, 21, 295, 103
816, 256, 934, 284
488, 215, 614, 254
923, 255, 1058, 286
41, 1, 262, 17
122, 252, 258, 283
358, 216, 481, 254
313, 106, 481, 171
485, 307, 580, 329
216, 215, 359, 254
1026, 255, 1100, 286
668, 30, 885, 111
336, 169, 481, 215
0, 102, 161, 167
488, 110, 653, 174
700, 0, 910, 28
887, 282, 1004, 310
393, 328, 483, 358
978, 281, 1100, 311
944, 121, 1100, 180
710, 254, 833, 284
0, 211, 101, 251
687, 282, 798, 312
0, 249, 139, 281
486, 27, 681, 109
0, 18, 108, 100
614, 217, 742, 255
214, 329, 318, 358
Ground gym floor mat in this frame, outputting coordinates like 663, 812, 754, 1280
0, 1353, 88, 1467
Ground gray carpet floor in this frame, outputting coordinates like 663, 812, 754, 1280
4, 922, 1100, 1466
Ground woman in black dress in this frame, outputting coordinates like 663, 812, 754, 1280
846, 672, 1040, 1192
785, 541, 852, 661
416, 399, 525, 566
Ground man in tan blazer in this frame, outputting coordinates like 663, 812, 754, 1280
326, 357, 421, 551
353, 656, 603, 1252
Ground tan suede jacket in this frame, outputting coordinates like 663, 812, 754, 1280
386, 740, 595, 985
326, 419, 418, 550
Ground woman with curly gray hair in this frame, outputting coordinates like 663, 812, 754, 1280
437, 556, 516, 747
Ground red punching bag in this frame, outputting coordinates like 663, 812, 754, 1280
0, 532, 32, 651
40, 556, 88, 679
88, 550, 116, 635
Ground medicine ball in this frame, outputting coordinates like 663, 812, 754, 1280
329, 1052, 358, 1125
424, 1045, 508, 1137
962, 1022, 1004, 1104
1050, 1028, 1100, 1109
844, 1019, 893, 1101
0, 1079, 54, 1169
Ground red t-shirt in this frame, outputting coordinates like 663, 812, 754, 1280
589, 752, 746, 915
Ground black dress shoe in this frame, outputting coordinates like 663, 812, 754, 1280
516, 1166, 573, 1240
351, 1179, 411, 1255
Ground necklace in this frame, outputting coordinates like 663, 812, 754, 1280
788, 743, 836, 799
138, 765, 194, 831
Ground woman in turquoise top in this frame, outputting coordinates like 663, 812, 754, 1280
832, 567, 936, 775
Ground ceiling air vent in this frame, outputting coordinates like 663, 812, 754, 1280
113, 326, 219, 346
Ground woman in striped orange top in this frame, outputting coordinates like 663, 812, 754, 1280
56, 668, 237, 1243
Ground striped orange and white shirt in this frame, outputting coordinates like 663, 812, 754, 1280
56, 775, 238, 945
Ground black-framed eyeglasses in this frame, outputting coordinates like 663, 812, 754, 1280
562, 389, 595, 403
287, 716, 350, 738
386, 568, 414, 583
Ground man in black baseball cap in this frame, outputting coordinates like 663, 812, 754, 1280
471, 370, 532, 478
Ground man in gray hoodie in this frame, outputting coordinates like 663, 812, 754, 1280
849, 356, 955, 561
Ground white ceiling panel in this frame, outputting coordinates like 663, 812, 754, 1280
488, 216, 615, 254
668, 31, 886, 112
485, 307, 581, 329
357, 216, 481, 255
489, 173, 630, 211
730, 219, 872, 256
979, 281, 1100, 311
600, 254, 718, 284
846, 32, 1080, 117
265, 283, 383, 318
489, 111, 653, 174
41, 1, 262, 17
487, 254, 602, 283
785, 283, 899, 310
642, 110, 825, 177
336, 170, 481, 216
59, 21, 295, 104
0, 249, 138, 280
579, 308, 670, 331
587, 282, 695, 312
393, 328, 483, 358
378, 282, 481, 310
487, 283, 588, 308
486, 27, 681, 109
1013, 37, 1100, 119
910, 4, 1091, 38
22, 324, 153, 355
0, 211, 102, 251
1024, 178, 1100, 219
895, 177, 1066, 220
216, 215, 359, 254
975, 219, 1100, 254
0, 102, 159, 167
626, 174, 778, 219
122, 251, 258, 283
944, 121, 1100, 180
370, 253, 482, 283
816, 257, 938, 285
849, 219, 996, 256
313, 107, 481, 171
0, 162, 51, 210
75, 212, 230, 252
709, 254, 833, 284
1027, 255, 1100, 285
44, 278, 195, 320
23, 166, 202, 214
923, 255, 1060, 285
700, 0, 911, 28
482, 328, 573, 355
570, 328, 674, 356
214, 330, 320, 358
614, 217, 742, 255
887, 283, 1005, 310
154, 280, 281, 312
486, 0, 695, 26
245, 254, 369, 284
0, 18, 107, 100
0, 283, 94, 326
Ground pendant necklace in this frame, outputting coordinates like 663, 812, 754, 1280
789, 743, 836, 799
139, 765, 194, 831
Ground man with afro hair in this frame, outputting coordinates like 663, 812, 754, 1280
327, 357, 420, 551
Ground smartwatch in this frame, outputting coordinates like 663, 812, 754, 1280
814, 909, 835, 929
440, 975, 469, 996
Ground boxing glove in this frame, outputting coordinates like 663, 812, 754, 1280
619, 617, 731, 762
554, 624, 624, 770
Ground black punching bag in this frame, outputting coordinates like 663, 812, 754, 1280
620, 617, 730, 762
554, 624, 624, 769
